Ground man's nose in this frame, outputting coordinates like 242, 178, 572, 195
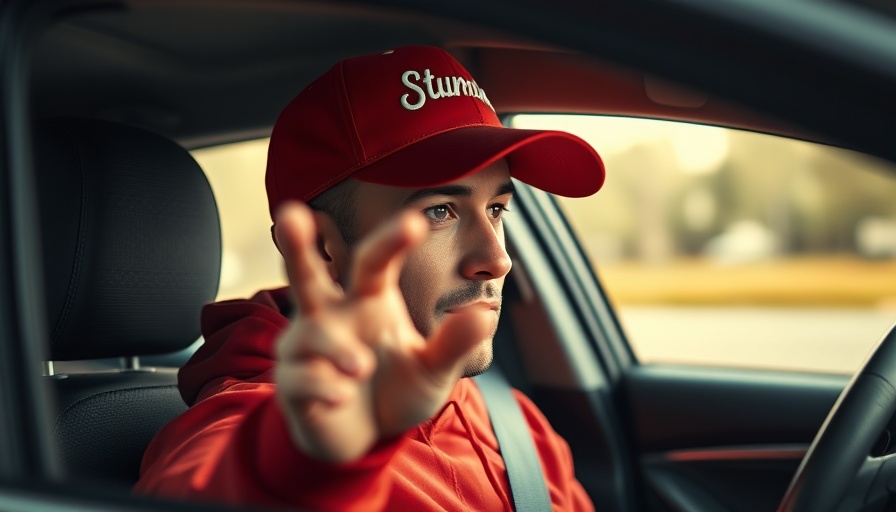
459, 216, 512, 281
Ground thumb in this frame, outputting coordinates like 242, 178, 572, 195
418, 310, 496, 382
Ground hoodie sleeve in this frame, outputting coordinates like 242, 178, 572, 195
134, 380, 406, 511
134, 288, 406, 510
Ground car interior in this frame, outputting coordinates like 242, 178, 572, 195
3, 1, 896, 512
36, 117, 220, 486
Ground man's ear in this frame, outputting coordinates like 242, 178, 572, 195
272, 211, 348, 286
313, 211, 350, 286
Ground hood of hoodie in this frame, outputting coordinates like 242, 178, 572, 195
179, 287, 292, 406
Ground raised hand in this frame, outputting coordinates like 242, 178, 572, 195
273, 202, 493, 462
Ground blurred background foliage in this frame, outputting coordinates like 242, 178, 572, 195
511, 115, 896, 308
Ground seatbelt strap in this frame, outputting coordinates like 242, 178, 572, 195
474, 367, 553, 512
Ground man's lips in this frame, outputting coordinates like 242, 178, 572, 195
444, 299, 501, 314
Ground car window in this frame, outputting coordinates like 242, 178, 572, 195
511, 114, 896, 375
192, 140, 286, 301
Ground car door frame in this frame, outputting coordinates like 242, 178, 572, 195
0, 0, 61, 487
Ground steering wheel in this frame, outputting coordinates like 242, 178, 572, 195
779, 323, 896, 512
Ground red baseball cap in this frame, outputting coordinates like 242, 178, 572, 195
265, 45, 605, 220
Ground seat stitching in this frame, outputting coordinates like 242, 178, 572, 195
50, 120, 90, 346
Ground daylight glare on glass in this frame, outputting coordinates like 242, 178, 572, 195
513, 114, 896, 375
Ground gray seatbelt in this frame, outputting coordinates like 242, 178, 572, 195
474, 367, 553, 512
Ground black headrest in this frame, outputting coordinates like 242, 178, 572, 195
34, 118, 221, 361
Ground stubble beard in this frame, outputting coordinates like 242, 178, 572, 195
459, 336, 495, 378
404, 282, 502, 378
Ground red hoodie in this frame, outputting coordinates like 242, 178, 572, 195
135, 288, 594, 511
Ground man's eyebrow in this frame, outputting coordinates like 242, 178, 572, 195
401, 181, 515, 206
402, 185, 472, 205
496, 181, 515, 197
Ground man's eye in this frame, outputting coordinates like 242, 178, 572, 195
489, 204, 509, 219
424, 205, 451, 222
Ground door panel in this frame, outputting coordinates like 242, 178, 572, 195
624, 364, 848, 511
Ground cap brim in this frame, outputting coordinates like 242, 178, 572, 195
350, 125, 605, 198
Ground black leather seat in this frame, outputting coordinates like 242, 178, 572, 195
34, 118, 221, 487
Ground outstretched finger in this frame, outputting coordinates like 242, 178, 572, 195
350, 211, 428, 298
276, 358, 358, 406
276, 321, 376, 378
275, 202, 340, 314
417, 309, 496, 383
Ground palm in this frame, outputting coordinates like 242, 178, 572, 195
274, 203, 490, 462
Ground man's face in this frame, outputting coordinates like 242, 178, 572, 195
342, 159, 513, 376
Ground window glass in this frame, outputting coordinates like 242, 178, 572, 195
192, 139, 286, 301
512, 114, 896, 374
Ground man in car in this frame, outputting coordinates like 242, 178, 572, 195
135, 45, 604, 511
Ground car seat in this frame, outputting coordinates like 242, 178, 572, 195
34, 117, 221, 487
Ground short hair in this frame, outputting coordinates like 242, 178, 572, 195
307, 179, 360, 247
